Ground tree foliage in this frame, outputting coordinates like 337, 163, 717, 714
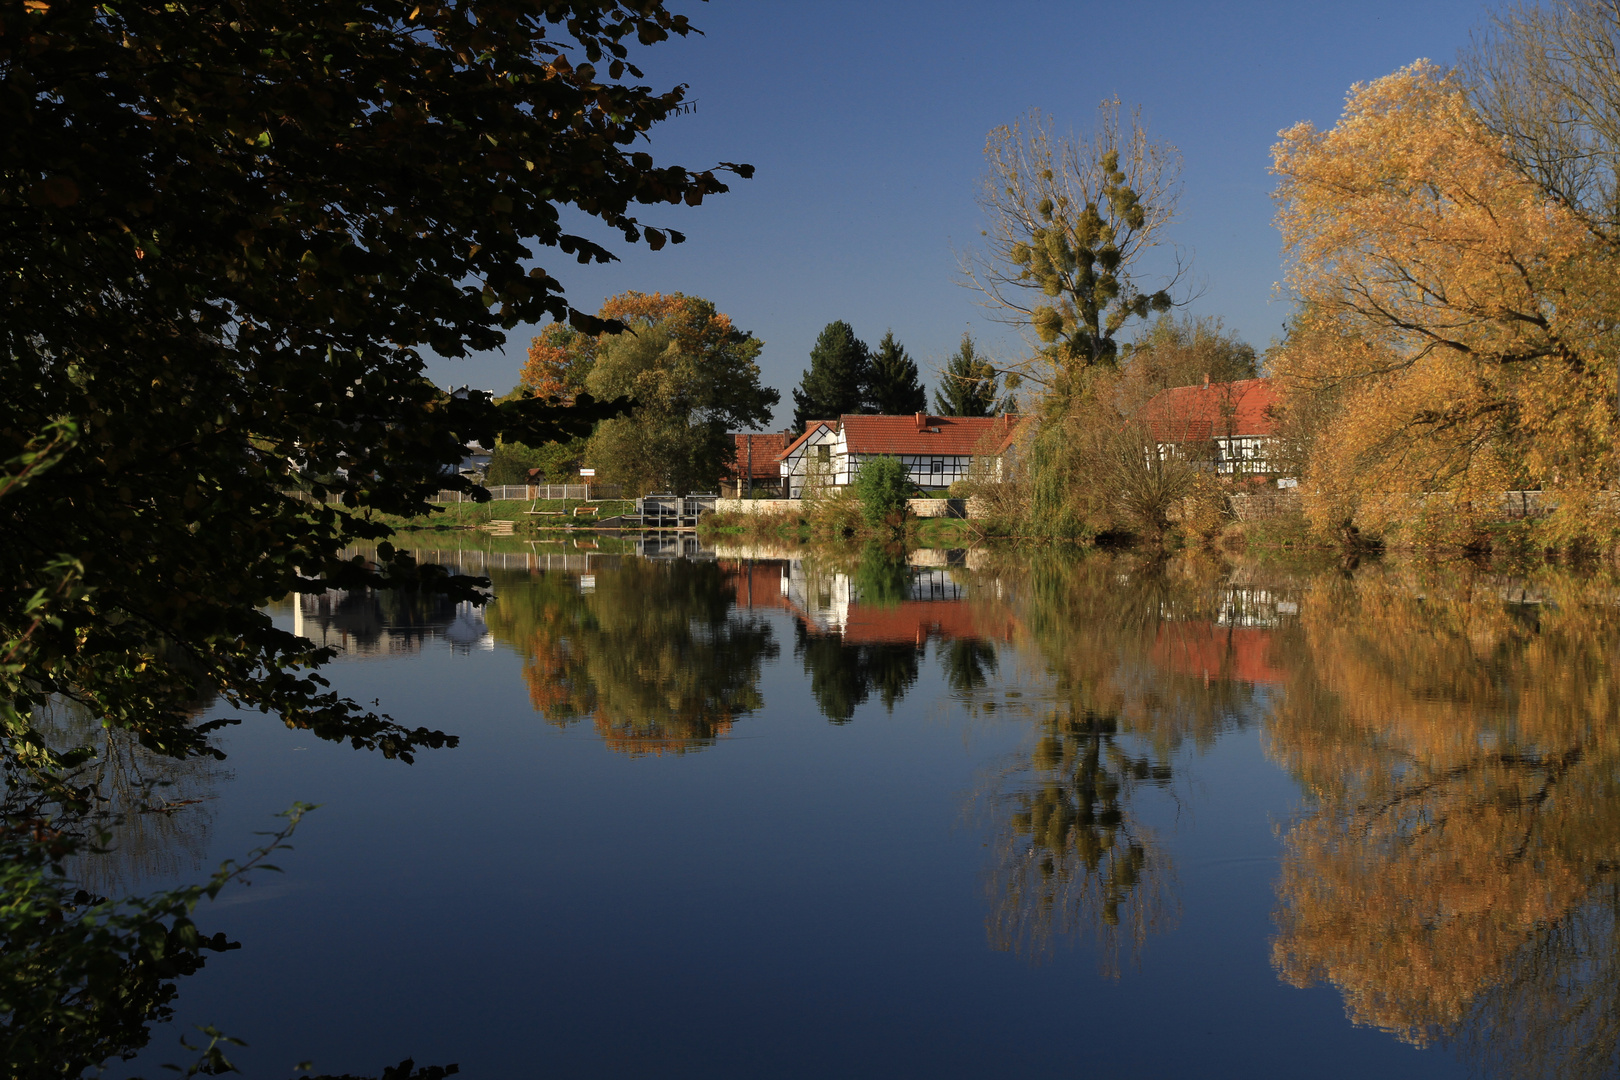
964, 103, 1183, 383
1, 0, 751, 789
1271, 61, 1616, 538
933, 333, 1011, 417
866, 330, 929, 415
575, 291, 776, 495
854, 455, 911, 531
791, 321, 869, 428
1, 5, 747, 1070
1120, 315, 1259, 401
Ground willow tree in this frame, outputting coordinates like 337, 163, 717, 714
963, 102, 1184, 384
1272, 62, 1616, 541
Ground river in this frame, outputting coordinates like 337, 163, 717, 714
106, 535, 1620, 1079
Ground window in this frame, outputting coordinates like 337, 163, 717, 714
815, 445, 830, 462
931, 460, 943, 474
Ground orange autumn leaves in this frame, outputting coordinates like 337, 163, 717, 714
519, 291, 741, 401
1271, 62, 1620, 537
1265, 564, 1620, 1048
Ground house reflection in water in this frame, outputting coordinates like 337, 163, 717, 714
1150, 587, 1295, 687
720, 555, 1014, 722
292, 588, 492, 657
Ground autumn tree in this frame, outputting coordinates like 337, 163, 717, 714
963, 102, 1183, 385
578, 291, 777, 495
866, 330, 929, 415
934, 333, 1011, 417
1119, 314, 1259, 408
1271, 61, 1615, 540
791, 321, 870, 428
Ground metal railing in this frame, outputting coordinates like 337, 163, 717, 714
429, 483, 622, 503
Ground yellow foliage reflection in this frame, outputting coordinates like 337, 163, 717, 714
1265, 561, 1620, 1074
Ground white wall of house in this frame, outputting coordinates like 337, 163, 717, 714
782, 425, 983, 496
1155, 435, 1279, 475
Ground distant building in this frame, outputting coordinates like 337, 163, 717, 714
720, 432, 793, 498
778, 413, 1024, 498
1140, 377, 1281, 476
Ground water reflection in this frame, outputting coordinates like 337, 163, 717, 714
1264, 562, 1620, 1078
290, 546, 498, 656
262, 539, 1620, 1077
28, 698, 226, 896
977, 556, 1272, 972
780, 547, 1015, 723
485, 557, 778, 756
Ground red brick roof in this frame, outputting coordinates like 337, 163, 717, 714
1141, 378, 1279, 443
838, 413, 1024, 457
725, 433, 792, 480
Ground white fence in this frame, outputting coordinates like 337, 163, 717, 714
429, 484, 620, 503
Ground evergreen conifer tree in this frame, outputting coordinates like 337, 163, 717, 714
933, 333, 1007, 417
865, 330, 929, 415
792, 321, 870, 428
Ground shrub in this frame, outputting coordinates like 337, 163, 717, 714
855, 455, 910, 532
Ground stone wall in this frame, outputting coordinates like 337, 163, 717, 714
712, 496, 982, 519
907, 497, 967, 518
714, 498, 805, 516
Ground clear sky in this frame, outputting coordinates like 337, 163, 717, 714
425, 0, 1491, 426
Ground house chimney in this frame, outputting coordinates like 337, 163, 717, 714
915, 411, 927, 431
1203, 372, 1210, 387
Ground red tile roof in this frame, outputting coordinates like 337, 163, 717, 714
838, 413, 1024, 457
1141, 378, 1280, 443
1150, 623, 1285, 686
839, 601, 1017, 645
725, 433, 792, 480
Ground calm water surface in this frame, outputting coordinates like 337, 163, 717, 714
112, 538, 1620, 1079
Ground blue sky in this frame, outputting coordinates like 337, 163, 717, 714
426, 0, 1490, 426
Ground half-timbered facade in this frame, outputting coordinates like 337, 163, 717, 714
1141, 378, 1282, 476
779, 413, 1024, 497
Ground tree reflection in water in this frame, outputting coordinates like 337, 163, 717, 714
27, 698, 226, 897
978, 554, 1270, 973
785, 546, 1012, 723
485, 557, 777, 755
1264, 561, 1620, 1079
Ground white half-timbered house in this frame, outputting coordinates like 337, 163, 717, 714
779, 413, 1024, 497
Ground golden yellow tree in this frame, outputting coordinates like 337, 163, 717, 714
1271, 61, 1618, 540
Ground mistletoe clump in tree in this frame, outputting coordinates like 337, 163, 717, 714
964, 101, 1184, 384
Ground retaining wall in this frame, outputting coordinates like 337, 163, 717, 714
713, 497, 979, 519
